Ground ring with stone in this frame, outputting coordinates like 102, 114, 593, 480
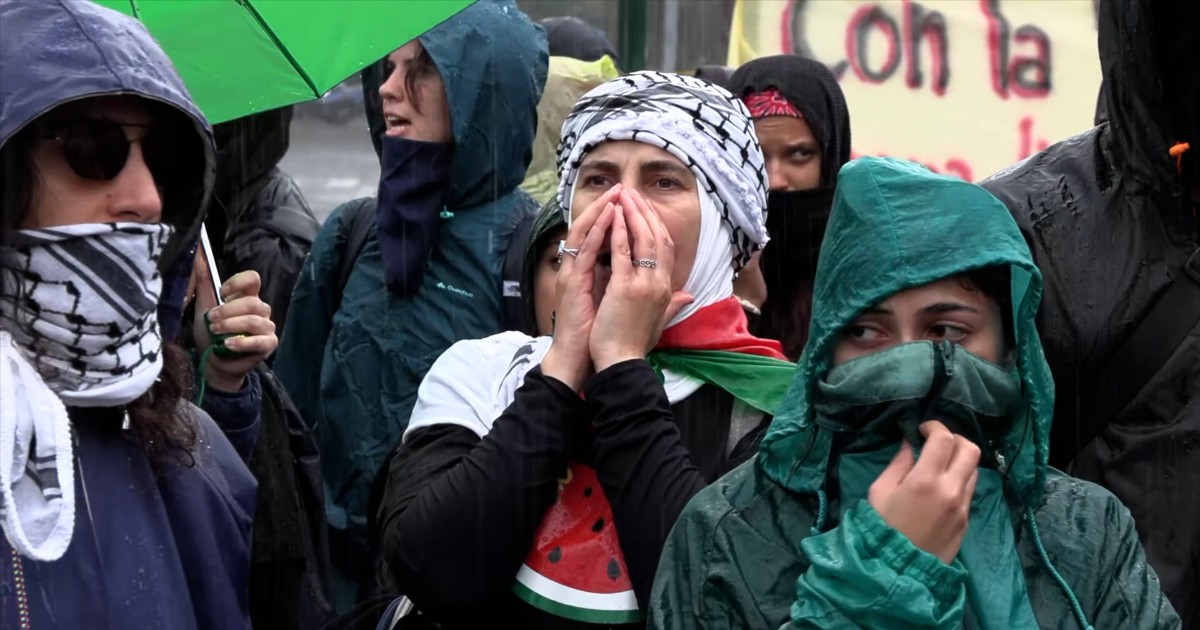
633, 258, 658, 269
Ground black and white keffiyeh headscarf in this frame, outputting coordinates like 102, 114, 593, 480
0, 222, 171, 561
556, 71, 769, 270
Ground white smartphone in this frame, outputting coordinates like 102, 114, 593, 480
198, 223, 224, 306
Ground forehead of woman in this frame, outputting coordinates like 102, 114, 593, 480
37, 96, 158, 128
578, 141, 692, 178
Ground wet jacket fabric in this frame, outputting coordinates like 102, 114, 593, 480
980, 1, 1199, 622
0, 1, 256, 627
274, 0, 547, 610
650, 157, 1179, 629
208, 106, 319, 334
0, 404, 258, 630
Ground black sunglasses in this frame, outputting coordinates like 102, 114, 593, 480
36, 117, 175, 185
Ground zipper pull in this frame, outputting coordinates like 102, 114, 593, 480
121, 407, 131, 431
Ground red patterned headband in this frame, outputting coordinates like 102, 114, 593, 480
743, 88, 802, 119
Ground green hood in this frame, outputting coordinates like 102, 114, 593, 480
758, 157, 1055, 506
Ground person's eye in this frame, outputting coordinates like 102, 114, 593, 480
844, 324, 884, 343
789, 147, 816, 162
653, 177, 681, 191
584, 175, 612, 188
929, 324, 969, 342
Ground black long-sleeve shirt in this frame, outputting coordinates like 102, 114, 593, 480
375, 359, 767, 629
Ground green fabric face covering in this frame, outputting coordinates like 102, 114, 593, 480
818, 341, 1039, 630
813, 340, 1020, 467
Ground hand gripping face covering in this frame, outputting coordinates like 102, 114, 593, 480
0, 222, 171, 561
555, 71, 769, 272
813, 340, 1040, 630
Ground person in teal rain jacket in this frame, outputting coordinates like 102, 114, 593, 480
274, 0, 548, 611
649, 157, 1180, 629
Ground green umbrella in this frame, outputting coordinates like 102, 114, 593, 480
94, 0, 474, 124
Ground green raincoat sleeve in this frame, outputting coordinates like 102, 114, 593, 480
650, 464, 966, 630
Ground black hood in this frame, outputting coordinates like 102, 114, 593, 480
728, 55, 852, 189
212, 106, 293, 203
540, 16, 619, 66
693, 66, 736, 90
1099, 0, 1200, 187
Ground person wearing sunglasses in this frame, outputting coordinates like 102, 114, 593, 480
0, 1, 259, 629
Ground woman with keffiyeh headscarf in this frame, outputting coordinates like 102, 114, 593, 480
371, 72, 796, 628
728, 55, 852, 360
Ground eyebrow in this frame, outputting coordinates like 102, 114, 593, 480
579, 159, 619, 173
579, 158, 692, 179
859, 301, 980, 316
641, 160, 692, 178
919, 301, 980, 316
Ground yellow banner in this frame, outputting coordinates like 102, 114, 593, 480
728, 0, 1101, 181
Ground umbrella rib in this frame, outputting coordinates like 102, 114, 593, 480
128, 0, 140, 19
241, 0, 320, 97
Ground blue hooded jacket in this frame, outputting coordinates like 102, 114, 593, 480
274, 0, 548, 609
0, 1, 257, 628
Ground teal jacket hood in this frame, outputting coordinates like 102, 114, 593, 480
418, 0, 547, 210
758, 157, 1055, 506
359, 0, 548, 210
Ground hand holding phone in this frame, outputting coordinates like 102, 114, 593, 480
190, 226, 278, 395
198, 226, 246, 359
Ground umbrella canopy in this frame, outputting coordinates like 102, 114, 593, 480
94, 0, 474, 124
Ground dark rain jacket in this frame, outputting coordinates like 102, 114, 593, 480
274, 0, 548, 610
207, 106, 319, 334
0, 1, 257, 628
651, 157, 1179, 629
981, 2, 1199, 623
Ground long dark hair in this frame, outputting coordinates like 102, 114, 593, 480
0, 118, 197, 464
759, 272, 815, 361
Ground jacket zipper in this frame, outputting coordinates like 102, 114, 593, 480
10, 545, 31, 630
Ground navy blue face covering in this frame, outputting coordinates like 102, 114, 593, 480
375, 135, 453, 297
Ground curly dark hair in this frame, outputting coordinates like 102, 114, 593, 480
1, 109, 198, 466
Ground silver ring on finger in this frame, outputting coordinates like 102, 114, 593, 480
633, 258, 658, 269
557, 240, 580, 258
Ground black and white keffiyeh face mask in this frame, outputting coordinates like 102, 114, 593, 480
0, 221, 171, 561
556, 71, 770, 270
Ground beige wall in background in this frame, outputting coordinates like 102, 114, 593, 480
730, 0, 1102, 182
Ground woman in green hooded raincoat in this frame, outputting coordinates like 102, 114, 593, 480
649, 157, 1180, 629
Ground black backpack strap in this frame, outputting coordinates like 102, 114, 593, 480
334, 198, 377, 312
501, 211, 537, 333
1076, 246, 1200, 449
